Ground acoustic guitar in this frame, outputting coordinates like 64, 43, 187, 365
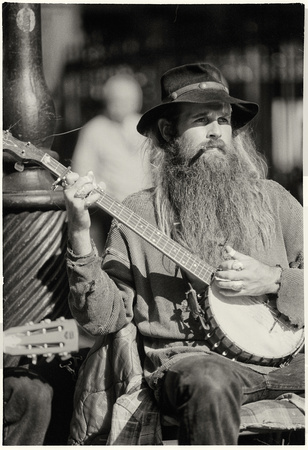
3, 317, 95, 364
3, 130, 304, 367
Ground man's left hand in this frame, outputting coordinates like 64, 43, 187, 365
214, 246, 282, 298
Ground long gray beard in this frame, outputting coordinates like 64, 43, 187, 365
161, 139, 273, 267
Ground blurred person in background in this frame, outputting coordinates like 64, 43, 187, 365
72, 73, 152, 252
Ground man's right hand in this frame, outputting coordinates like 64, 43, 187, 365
63, 170, 103, 256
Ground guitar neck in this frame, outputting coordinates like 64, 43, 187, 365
40, 153, 215, 285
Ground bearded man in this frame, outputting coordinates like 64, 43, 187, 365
63, 63, 304, 445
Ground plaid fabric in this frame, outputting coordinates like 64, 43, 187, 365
240, 394, 305, 431
69, 323, 305, 444
69, 321, 304, 444
107, 383, 162, 445
105, 389, 305, 444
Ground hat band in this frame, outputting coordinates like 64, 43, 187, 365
167, 81, 229, 101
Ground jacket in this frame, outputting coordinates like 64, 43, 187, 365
67, 180, 304, 443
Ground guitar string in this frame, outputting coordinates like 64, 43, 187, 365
40, 126, 83, 143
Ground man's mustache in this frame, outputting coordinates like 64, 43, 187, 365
188, 140, 227, 167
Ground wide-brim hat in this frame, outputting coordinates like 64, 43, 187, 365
137, 63, 259, 136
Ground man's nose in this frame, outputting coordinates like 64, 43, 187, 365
206, 120, 221, 139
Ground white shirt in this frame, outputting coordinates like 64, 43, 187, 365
72, 114, 152, 202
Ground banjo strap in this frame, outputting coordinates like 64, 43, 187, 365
180, 268, 210, 331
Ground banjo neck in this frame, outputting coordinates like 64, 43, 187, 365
42, 153, 215, 285
2, 130, 215, 286
3, 131, 304, 367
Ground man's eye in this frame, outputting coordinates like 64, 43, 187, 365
196, 117, 208, 124
218, 117, 231, 124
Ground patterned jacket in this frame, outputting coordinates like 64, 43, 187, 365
67, 180, 304, 444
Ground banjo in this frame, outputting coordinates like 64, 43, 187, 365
3, 130, 304, 367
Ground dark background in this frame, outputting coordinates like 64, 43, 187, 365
41, 3, 304, 203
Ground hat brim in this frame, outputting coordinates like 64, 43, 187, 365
137, 89, 259, 135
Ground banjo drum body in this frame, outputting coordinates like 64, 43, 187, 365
200, 283, 305, 366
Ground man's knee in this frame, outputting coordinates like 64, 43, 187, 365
163, 355, 242, 408
26, 377, 53, 408
4, 375, 53, 422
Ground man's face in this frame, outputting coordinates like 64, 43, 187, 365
159, 102, 271, 264
175, 102, 232, 157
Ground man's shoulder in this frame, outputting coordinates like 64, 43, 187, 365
258, 178, 284, 194
262, 179, 291, 196
122, 188, 155, 217
123, 188, 154, 206
261, 179, 302, 208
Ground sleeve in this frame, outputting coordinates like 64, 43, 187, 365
274, 183, 304, 328
66, 225, 135, 336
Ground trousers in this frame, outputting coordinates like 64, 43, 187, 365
3, 372, 53, 445
160, 352, 305, 445
3, 352, 88, 446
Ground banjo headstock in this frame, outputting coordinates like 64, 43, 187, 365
3, 130, 45, 165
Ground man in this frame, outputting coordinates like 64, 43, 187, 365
71, 73, 152, 253
63, 63, 304, 445
72, 73, 151, 203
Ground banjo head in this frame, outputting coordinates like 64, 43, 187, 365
200, 284, 304, 366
